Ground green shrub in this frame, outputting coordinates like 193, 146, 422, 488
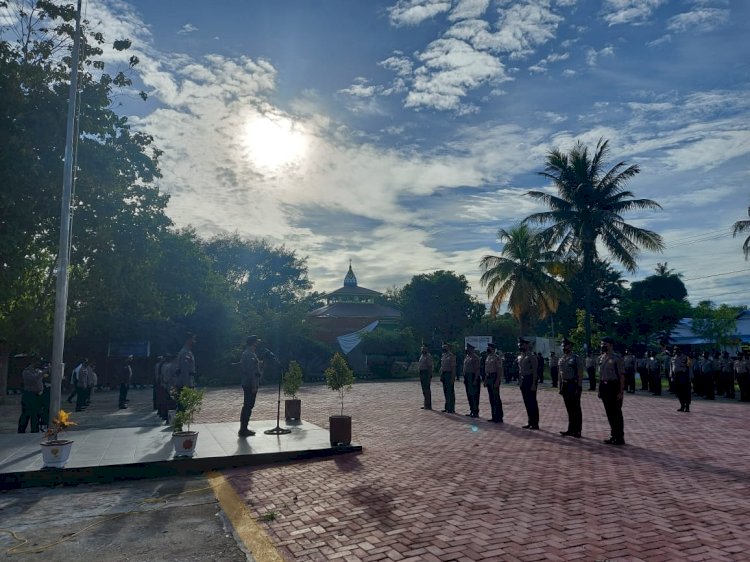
324, 353, 355, 416
282, 360, 304, 399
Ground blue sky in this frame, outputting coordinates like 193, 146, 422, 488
24, 0, 750, 307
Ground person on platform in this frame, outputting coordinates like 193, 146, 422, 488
418, 344, 434, 410
439, 344, 456, 413
518, 338, 539, 429
484, 343, 503, 423
238, 335, 263, 437
118, 355, 133, 409
598, 336, 625, 445
558, 338, 582, 438
463, 343, 481, 418
18, 357, 43, 433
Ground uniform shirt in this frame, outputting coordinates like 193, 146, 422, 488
440, 352, 456, 374
22, 366, 44, 394
585, 355, 596, 369
71, 363, 84, 386
485, 352, 502, 376
560, 352, 581, 383
418, 352, 433, 372
671, 354, 689, 375
78, 366, 91, 388
88, 367, 98, 388
646, 357, 660, 372
636, 356, 647, 370
517, 351, 538, 391
721, 357, 734, 373
463, 352, 480, 381
736, 358, 749, 375
623, 354, 636, 373
549, 354, 559, 368
598, 352, 623, 382
702, 357, 715, 373
240, 347, 261, 389
175, 345, 196, 387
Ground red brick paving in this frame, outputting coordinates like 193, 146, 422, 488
197, 380, 750, 561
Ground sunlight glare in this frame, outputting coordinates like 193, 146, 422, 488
242, 115, 308, 171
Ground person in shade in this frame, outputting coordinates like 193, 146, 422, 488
439, 344, 456, 413
558, 338, 583, 438
418, 344, 434, 410
671, 346, 691, 412
118, 355, 133, 409
585, 351, 597, 391
598, 336, 625, 445
238, 335, 263, 437
484, 343, 504, 423
623, 349, 636, 394
18, 357, 43, 433
463, 343, 481, 418
721, 351, 734, 399
647, 351, 661, 396
549, 351, 559, 388
518, 337, 539, 430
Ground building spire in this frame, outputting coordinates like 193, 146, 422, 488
344, 261, 358, 287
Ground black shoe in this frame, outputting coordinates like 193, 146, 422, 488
677, 407, 684, 412
420, 406, 432, 410
684, 407, 690, 412
238, 428, 255, 437
560, 431, 571, 436
522, 424, 532, 429
604, 437, 616, 444
441, 409, 448, 413
75, 408, 83, 412
119, 405, 128, 409
612, 439, 626, 445
529, 426, 539, 430
571, 432, 581, 438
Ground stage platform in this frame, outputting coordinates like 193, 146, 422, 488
0, 420, 361, 489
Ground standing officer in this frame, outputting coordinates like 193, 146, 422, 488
418, 344, 434, 410
18, 357, 44, 433
721, 351, 735, 398
736, 351, 750, 402
598, 336, 625, 445
647, 351, 661, 396
585, 351, 597, 391
558, 338, 582, 438
518, 338, 539, 429
439, 344, 456, 413
702, 351, 715, 400
672, 346, 691, 412
549, 351, 559, 388
118, 355, 133, 409
623, 349, 636, 394
463, 343, 481, 418
239, 335, 263, 437
484, 343, 503, 423
637, 352, 649, 391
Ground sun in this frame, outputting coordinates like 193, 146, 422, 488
242, 114, 308, 171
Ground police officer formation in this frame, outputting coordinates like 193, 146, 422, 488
420, 336, 750, 447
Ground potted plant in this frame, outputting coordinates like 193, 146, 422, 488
282, 360, 304, 421
41, 409, 76, 468
324, 353, 355, 446
171, 386, 204, 457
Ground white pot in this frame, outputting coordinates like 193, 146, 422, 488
172, 431, 199, 457
40, 440, 74, 468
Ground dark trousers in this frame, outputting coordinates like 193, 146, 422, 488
705, 372, 716, 399
520, 376, 539, 427
561, 381, 582, 434
18, 391, 41, 433
587, 367, 596, 391
599, 381, 624, 441
724, 373, 735, 398
550, 366, 559, 388
650, 369, 661, 395
118, 383, 129, 407
486, 374, 503, 421
639, 368, 649, 390
440, 372, 455, 412
240, 385, 258, 427
75, 386, 87, 411
625, 369, 636, 393
465, 376, 481, 416
66, 386, 77, 403
419, 369, 432, 409
675, 375, 691, 409
739, 374, 749, 402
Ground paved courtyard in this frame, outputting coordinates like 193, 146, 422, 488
196, 380, 750, 562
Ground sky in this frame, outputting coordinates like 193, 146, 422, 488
16, 0, 750, 307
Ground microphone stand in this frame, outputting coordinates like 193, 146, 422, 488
264, 354, 291, 435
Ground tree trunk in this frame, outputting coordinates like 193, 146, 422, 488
582, 240, 594, 353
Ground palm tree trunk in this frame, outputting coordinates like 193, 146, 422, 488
582, 240, 594, 352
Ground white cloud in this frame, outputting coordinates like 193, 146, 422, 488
449, 0, 490, 21
601, 0, 666, 26
177, 23, 198, 35
387, 0, 452, 26
667, 8, 729, 33
585, 45, 614, 66
529, 51, 569, 73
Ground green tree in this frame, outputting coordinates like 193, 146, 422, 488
691, 301, 743, 348
479, 224, 570, 335
399, 271, 484, 345
524, 138, 664, 351
731, 206, 750, 260
325, 353, 355, 416
629, 262, 687, 302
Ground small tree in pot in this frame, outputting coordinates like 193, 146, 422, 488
171, 386, 204, 457
282, 360, 304, 421
324, 353, 355, 446
41, 409, 76, 468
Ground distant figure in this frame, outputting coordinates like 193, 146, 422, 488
86, 360, 98, 406
67, 358, 87, 404
672, 347, 691, 412
585, 351, 597, 391
623, 349, 636, 394
418, 345, 434, 410
118, 355, 133, 409
238, 335, 263, 437
736, 351, 750, 402
175, 332, 197, 390
484, 343, 503, 423
439, 344, 456, 414
598, 336, 625, 445
549, 351, 559, 388
558, 338, 582, 438
721, 351, 734, 399
76, 360, 94, 412
18, 357, 43, 433
647, 351, 661, 396
536, 352, 544, 384
637, 352, 648, 391
518, 338, 539, 430
463, 344, 481, 418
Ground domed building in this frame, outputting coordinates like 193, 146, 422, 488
308, 263, 400, 372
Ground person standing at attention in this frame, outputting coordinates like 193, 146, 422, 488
238, 335, 263, 437
558, 338, 583, 438
439, 344, 456, 413
484, 343, 503, 423
518, 338, 539, 430
463, 343, 481, 418
598, 337, 625, 445
418, 344, 434, 410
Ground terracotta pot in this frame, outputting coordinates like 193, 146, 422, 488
40, 439, 74, 468
172, 431, 199, 457
284, 399, 301, 421
329, 415, 352, 446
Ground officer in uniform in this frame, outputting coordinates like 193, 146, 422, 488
598, 336, 625, 445
721, 351, 734, 398
18, 357, 44, 433
647, 351, 661, 395
518, 337, 539, 429
239, 335, 263, 437
558, 338, 582, 437
702, 351, 715, 400
637, 352, 649, 391
549, 351, 559, 388
439, 344, 456, 413
672, 346, 691, 412
585, 351, 597, 391
623, 349, 636, 394
736, 351, 750, 402
484, 343, 503, 423
418, 344, 434, 410
463, 343, 481, 417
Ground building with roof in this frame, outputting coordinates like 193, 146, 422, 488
308, 263, 401, 372
669, 309, 750, 350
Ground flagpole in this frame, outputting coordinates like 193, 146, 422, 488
49, 0, 83, 421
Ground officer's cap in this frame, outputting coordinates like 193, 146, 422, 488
601, 336, 615, 345
561, 338, 573, 346
517, 337, 530, 344
246, 335, 261, 345
487, 342, 496, 350
466, 343, 475, 350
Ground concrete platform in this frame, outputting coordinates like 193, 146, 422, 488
0, 419, 361, 489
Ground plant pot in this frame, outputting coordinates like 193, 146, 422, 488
329, 415, 351, 446
40, 439, 74, 468
285, 399, 301, 421
172, 431, 199, 457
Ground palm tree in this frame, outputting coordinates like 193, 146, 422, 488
524, 138, 664, 351
479, 224, 570, 335
731, 206, 750, 260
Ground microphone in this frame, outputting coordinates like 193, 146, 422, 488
264, 348, 276, 359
